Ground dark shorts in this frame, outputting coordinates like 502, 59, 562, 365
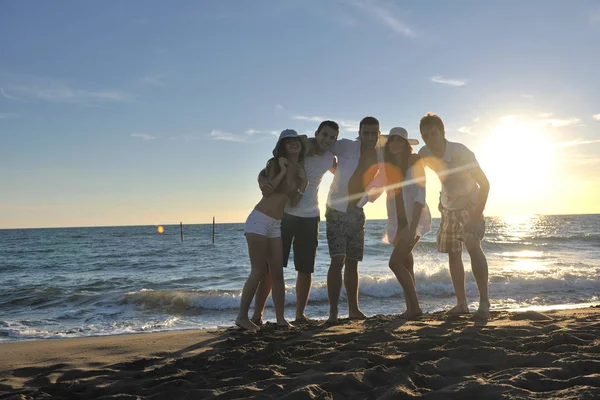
281, 213, 320, 274
325, 206, 366, 261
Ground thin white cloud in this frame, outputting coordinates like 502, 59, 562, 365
457, 126, 473, 135
538, 112, 553, 118
1, 87, 25, 101
430, 76, 466, 87
537, 118, 580, 127
593, 114, 600, 121
293, 115, 359, 132
134, 17, 149, 25
556, 139, 600, 148
293, 115, 325, 122
275, 104, 284, 111
346, 0, 414, 37
210, 130, 246, 142
138, 74, 165, 87
130, 132, 155, 140
0, 113, 21, 119
11, 83, 133, 104
245, 129, 278, 136
591, 10, 600, 24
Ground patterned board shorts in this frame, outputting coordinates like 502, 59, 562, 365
437, 206, 485, 253
325, 206, 366, 261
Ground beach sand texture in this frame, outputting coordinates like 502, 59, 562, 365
1, 307, 599, 399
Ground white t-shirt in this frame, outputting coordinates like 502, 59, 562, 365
327, 138, 385, 212
284, 151, 334, 218
418, 140, 480, 210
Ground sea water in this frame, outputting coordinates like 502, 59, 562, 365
1, 214, 599, 342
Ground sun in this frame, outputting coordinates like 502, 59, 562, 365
479, 122, 555, 197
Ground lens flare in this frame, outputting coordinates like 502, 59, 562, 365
157, 226, 164, 234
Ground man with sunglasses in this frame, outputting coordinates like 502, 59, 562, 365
418, 112, 491, 320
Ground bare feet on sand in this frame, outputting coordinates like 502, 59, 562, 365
235, 317, 260, 331
447, 303, 470, 315
348, 310, 367, 320
472, 301, 490, 320
294, 314, 314, 324
250, 316, 263, 326
399, 310, 423, 320
276, 319, 293, 329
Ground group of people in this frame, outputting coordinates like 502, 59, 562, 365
235, 113, 491, 330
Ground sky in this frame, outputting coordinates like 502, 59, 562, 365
1, 0, 600, 229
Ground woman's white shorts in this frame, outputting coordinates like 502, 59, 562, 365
244, 210, 281, 238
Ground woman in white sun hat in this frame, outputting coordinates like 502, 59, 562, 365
235, 129, 308, 330
364, 127, 431, 319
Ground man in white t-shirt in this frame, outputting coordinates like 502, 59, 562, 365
418, 112, 491, 320
325, 116, 383, 324
252, 121, 339, 324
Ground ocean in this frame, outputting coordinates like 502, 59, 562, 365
1, 214, 599, 342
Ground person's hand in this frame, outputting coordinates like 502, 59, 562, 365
297, 166, 307, 183
278, 157, 289, 172
260, 182, 275, 196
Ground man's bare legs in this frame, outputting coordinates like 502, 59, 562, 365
236, 234, 269, 330
250, 274, 271, 326
295, 271, 312, 322
344, 258, 367, 320
327, 255, 345, 323
465, 238, 490, 318
448, 251, 469, 314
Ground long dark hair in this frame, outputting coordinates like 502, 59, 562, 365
383, 137, 416, 186
266, 138, 306, 185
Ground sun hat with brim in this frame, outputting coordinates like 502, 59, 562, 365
272, 129, 308, 157
382, 127, 419, 145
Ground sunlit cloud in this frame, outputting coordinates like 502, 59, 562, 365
0, 112, 21, 119
430, 76, 466, 87
500, 115, 517, 124
457, 126, 473, 134
593, 114, 600, 121
556, 139, 600, 148
537, 118, 580, 127
130, 132, 155, 140
346, 0, 414, 37
538, 112, 553, 118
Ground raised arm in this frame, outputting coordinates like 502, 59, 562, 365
258, 158, 288, 196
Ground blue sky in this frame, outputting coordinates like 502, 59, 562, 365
1, 0, 600, 228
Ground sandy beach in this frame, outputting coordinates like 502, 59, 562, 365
1, 307, 599, 399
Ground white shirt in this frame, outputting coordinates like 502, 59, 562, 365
284, 150, 334, 218
361, 160, 432, 244
327, 138, 385, 212
418, 140, 480, 210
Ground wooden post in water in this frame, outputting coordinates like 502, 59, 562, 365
180, 222, 184, 242
212, 217, 215, 245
